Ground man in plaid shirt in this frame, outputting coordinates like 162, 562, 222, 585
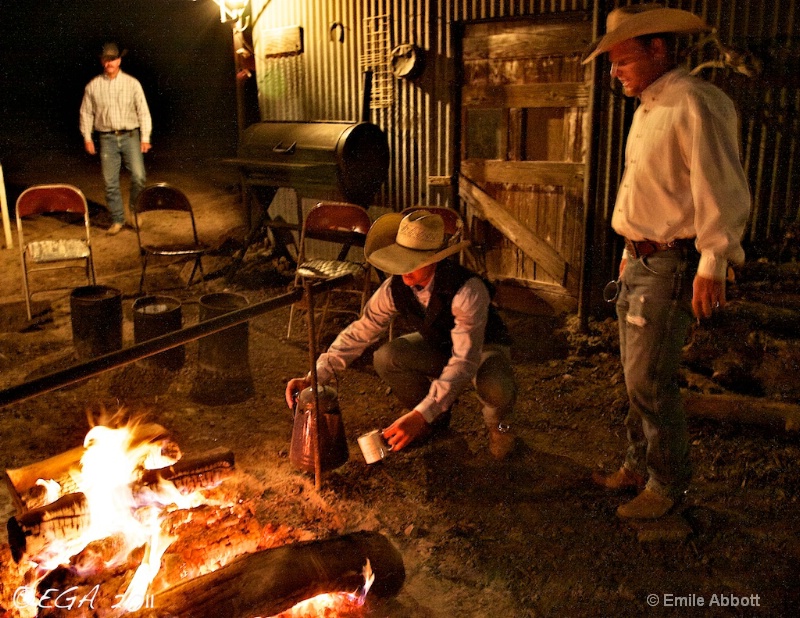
80, 43, 152, 235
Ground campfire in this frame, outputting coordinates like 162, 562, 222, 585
1, 412, 404, 617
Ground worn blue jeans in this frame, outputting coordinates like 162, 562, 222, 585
373, 332, 517, 427
616, 248, 696, 499
99, 129, 146, 224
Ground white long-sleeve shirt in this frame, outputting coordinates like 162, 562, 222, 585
314, 274, 490, 423
612, 67, 751, 280
79, 71, 152, 143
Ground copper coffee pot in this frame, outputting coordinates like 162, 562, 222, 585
289, 385, 349, 474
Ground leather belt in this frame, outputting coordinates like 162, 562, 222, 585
98, 129, 136, 135
624, 237, 695, 259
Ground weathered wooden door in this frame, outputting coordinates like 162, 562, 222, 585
458, 14, 594, 310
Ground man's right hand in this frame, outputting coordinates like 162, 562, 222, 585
84, 141, 96, 155
285, 377, 311, 409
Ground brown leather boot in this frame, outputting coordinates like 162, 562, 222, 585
616, 488, 675, 519
592, 467, 646, 492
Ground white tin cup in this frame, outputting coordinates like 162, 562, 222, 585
357, 429, 389, 464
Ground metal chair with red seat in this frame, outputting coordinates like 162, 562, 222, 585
133, 183, 209, 294
287, 201, 373, 348
16, 184, 96, 320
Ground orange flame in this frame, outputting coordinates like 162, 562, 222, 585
21, 417, 225, 614
268, 560, 375, 618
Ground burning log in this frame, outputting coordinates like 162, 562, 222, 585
4, 423, 177, 515
131, 530, 405, 618
7, 493, 91, 563
135, 447, 236, 496
5, 446, 84, 514
7, 448, 237, 565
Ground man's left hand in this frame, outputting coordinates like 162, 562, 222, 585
383, 410, 429, 452
141, 141, 151, 154
692, 275, 726, 319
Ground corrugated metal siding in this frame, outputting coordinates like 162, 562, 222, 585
250, 0, 590, 217
596, 0, 800, 259
248, 1, 799, 312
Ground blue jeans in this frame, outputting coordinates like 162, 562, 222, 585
373, 332, 517, 427
616, 248, 696, 498
99, 129, 146, 224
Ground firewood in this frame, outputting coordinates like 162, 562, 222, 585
135, 447, 235, 497
4, 423, 177, 516
725, 299, 800, 337
684, 390, 800, 432
7, 493, 90, 563
130, 530, 405, 618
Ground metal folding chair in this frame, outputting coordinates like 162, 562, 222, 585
16, 184, 96, 320
287, 201, 373, 348
133, 183, 209, 294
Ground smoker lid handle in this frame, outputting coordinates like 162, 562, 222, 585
272, 141, 297, 155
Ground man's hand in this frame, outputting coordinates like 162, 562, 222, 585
84, 141, 96, 155
382, 410, 430, 452
285, 377, 311, 409
141, 141, 151, 154
692, 275, 726, 319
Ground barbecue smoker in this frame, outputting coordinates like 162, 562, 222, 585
223, 72, 390, 272
235, 119, 390, 207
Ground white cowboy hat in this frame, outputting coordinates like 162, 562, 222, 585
582, 4, 712, 64
365, 210, 470, 275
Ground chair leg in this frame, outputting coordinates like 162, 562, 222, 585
86, 257, 96, 286
19, 254, 33, 321
360, 269, 371, 315
315, 291, 333, 350
139, 255, 148, 294
186, 256, 206, 290
287, 304, 296, 339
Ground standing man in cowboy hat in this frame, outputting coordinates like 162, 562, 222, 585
80, 42, 152, 236
285, 210, 518, 460
584, 5, 750, 518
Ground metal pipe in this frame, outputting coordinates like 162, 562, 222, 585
0, 276, 352, 409
361, 70, 373, 123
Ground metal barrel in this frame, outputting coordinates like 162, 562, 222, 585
189, 292, 254, 405
133, 295, 185, 370
70, 285, 122, 359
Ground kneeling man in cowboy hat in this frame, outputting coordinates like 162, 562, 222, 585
285, 210, 518, 459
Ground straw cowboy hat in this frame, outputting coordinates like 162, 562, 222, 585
365, 210, 470, 275
582, 4, 712, 64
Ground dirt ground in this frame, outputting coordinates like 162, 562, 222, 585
1, 147, 799, 617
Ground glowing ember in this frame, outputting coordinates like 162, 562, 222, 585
269, 560, 375, 618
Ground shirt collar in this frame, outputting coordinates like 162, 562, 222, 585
640, 66, 686, 106
412, 272, 435, 293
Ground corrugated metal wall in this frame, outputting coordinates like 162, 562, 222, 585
587, 0, 800, 310
249, 0, 591, 217
248, 0, 800, 312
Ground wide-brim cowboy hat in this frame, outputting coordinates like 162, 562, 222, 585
582, 4, 713, 64
100, 42, 127, 60
365, 210, 470, 275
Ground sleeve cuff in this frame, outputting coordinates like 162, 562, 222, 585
697, 253, 728, 280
